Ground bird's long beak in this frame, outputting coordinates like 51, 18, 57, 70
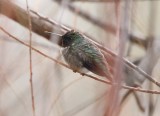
45, 31, 62, 37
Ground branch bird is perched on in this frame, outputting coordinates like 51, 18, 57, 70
56, 30, 113, 82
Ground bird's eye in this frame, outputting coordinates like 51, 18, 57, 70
58, 35, 72, 47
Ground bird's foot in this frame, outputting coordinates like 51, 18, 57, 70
72, 69, 85, 76
73, 70, 77, 73
80, 73, 85, 76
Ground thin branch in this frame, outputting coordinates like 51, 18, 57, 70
0, 0, 53, 39
129, 34, 148, 49
120, 90, 145, 112
30, 10, 70, 32
105, 0, 122, 115
55, 0, 116, 34
47, 77, 83, 116
1, 26, 160, 95
133, 92, 145, 112
25, 0, 35, 116
120, 89, 133, 106
3, 76, 29, 114
62, 91, 108, 116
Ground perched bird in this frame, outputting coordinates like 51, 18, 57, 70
57, 30, 113, 82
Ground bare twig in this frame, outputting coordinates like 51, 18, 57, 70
25, 0, 35, 116
62, 91, 108, 116
120, 90, 133, 107
129, 34, 148, 49
133, 92, 145, 112
0, 0, 53, 39
120, 90, 145, 112
55, 0, 116, 34
2, 76, 29, 114
1, 26, 160, 95
30, 10, 70, 32
47, 77, 83, 116
105, 0, 122, 115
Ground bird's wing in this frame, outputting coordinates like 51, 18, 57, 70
77, 42, 111, 80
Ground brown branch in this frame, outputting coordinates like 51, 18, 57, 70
25, 0, 35, 116
30, 10, 70, 32
133, 92, 145, 112
55, 0, 116, 34
0, 0, 52, 39
129, 34, 148, 49
120, 90, 145, 112
1, 26, 160, 95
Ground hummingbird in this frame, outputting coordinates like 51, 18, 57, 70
50, 30, 113, 82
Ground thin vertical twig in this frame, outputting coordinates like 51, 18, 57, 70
25, 0, 35, 116
105, 0, 132, 115
105, 0, 121, 115
147, 2, 158, 116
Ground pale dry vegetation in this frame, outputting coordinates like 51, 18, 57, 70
0, 0, 160, 116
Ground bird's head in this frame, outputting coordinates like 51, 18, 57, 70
58, 30, 82, 47
45, 30, 83, 47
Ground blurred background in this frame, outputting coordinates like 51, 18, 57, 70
0, 0, 160, 116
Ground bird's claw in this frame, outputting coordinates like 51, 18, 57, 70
73, 70, 77, 73
81, 73, 85, 76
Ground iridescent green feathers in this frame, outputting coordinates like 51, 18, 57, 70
59, 30, 112, 81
